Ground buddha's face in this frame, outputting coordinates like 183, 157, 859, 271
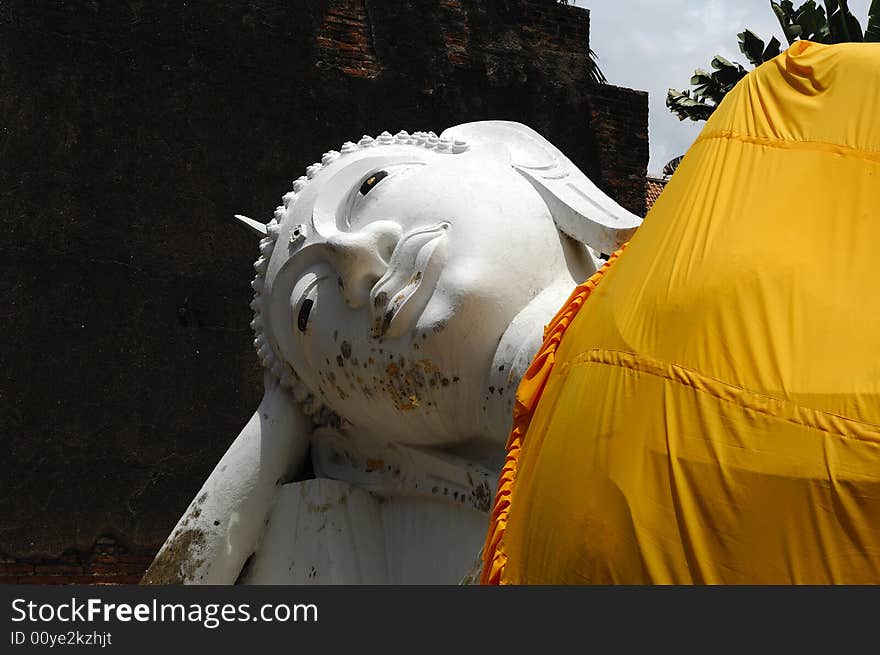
252, 127, 601, 448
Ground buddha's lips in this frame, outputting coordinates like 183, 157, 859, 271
369, 222, 449, 338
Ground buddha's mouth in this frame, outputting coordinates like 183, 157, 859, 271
368, 222, 449, 338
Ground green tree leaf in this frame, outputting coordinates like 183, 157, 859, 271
763, 36, 783, 59
738, 29, 767, 66
666, 88, 717, 122
827, 0, 864, 41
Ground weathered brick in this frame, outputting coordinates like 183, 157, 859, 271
339, 66, 374, 78
26, 575, 92, 585
0, 541, 155, 585
2, 577, 29, 584
0, 563, 35, 575
34, 564, 84, 575
86, 563, 124, 575
112, 554, 155, 564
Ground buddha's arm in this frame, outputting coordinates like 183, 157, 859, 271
141, 374, 311, 584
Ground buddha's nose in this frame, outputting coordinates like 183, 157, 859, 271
323, 220, 403, 308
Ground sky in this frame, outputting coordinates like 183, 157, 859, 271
578, 0, 872, 174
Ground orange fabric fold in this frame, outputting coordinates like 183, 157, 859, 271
479, 246, 628, 585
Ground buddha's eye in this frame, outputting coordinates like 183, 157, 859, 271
291, 273, 322, 335
297, 298, 313, 333
359, 170, 389, 195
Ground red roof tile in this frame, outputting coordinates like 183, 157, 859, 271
646, 176, 667, 213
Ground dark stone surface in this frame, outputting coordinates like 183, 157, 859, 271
0, 0, 647, 558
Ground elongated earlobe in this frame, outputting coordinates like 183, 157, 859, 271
440, 121, 643, 253
513, 166, 641, 254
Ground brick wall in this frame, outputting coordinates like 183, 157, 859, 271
316, 0, 381, 78
0, 539, 154, 585
1, 0, 647, 583
588, 84, 650, 217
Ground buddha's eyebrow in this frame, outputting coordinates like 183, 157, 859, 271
310, 157, 425, 236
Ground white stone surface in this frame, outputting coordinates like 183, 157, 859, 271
242, 478, 489, 585
245, 479, 388, 585
146, 121, 642, 585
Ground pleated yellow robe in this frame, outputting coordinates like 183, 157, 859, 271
483, 41, 880, 584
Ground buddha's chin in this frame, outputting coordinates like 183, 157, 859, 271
310, 349, 493, 449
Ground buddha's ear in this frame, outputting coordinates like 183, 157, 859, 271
440, 121, 642, 253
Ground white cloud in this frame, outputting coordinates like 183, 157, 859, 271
578, 0, 871, 173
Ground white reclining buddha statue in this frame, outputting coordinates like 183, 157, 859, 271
142, 121, 642, 585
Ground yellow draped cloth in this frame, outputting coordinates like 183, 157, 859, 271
482, 41, 880, 584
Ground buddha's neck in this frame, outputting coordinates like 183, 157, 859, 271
481, 278, 580, 447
